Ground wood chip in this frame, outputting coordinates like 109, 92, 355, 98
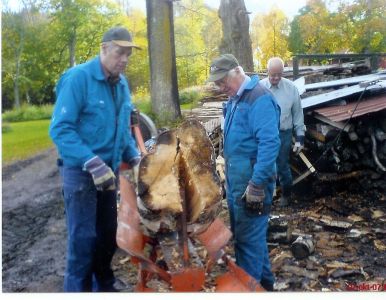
372, 210, 384, 219
347, 214, 364, 222
281, 265, 319, 280
374, 240, 386, 251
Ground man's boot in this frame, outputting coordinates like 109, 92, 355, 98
280, 186, 292, 207
260, 279, 274, 291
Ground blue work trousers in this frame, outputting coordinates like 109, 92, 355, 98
60, 166, 117, 292
225, 158, 275, 286
277, 129, 293, 194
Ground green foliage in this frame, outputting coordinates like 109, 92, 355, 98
251, 7, 291, 69
288, 16, 307, 55
2, 123, 13, 133
4, 0, 383, 122
288, 0, 386, 55
179, 89, 200, 105
132, 92, 152, 116
2, 104, 53, 122
174, 0, 221, 89
2, 119, 53, 163
179, 86, 207, 106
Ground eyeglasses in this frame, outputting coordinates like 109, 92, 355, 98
214, 74, 231, 88
268, 72, 283, 78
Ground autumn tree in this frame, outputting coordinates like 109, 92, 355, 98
346, 0, 386, 52
251, 7, 290, 70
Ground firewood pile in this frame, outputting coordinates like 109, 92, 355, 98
303, 112, 386, 184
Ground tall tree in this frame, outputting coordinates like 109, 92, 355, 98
219, 0, 254, 71
174, 0, 207, 88
2, 5, 30, 109
347, 0, 386, 52
146, 0, 181, 122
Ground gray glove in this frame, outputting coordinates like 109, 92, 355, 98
244, 181, 265, 214
127, 156, 141, 186
84, 156, 116, 191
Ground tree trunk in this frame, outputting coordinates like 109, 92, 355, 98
146, 0, 181, 123
219, 0, 254, 72
13, 33, 24, 109
13, 53, 21, 109
69, 28, 76, 67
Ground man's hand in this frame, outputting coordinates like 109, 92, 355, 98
292, 142, 304, 155
293, 135, 305, 155
84, 156, 116, 191
128, 156, 141, 168
127, 156, 141, 186
244, 181, 265, 214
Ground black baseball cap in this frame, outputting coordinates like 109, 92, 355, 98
102, 26, 141, 49
208, 54, 239, 82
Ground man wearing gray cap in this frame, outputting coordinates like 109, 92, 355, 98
208, 54, 280, 291
50, 26, 140, 292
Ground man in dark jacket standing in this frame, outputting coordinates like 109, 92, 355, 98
207, 54, 280, 291
50, 27, 140, 292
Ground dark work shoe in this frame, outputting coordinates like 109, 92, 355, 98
279, 195, 289, 207
260, 279, 274, 291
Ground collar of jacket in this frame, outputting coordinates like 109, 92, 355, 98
90, 56, 125, 85
243, 74, 260, 92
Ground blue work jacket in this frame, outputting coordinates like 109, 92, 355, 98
223, 75, 281, 187
49, 56, 139, 171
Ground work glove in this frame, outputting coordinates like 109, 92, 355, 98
243, 181, 265, 215
293, 135, 305, 155
127, 156, 141, 186
84, 156, 116, 191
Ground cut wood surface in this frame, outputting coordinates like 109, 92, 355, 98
137, 118, 222, 236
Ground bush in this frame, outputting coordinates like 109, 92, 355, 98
2, 123, 12, 133
179, 89, 202, 105
132, 93, 152, 116
2, 104, 53, 122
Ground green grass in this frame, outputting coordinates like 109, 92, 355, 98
2, 119, 53, 164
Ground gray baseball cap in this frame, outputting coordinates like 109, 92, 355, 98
102, 26, 141, 49
207, 54, 239, 82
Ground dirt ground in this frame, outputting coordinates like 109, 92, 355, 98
2, 148, 385, 292
1, 148, 137, 292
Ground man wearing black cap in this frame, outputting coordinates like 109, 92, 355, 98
50, 26, 140, 292
208, 54, 281, 291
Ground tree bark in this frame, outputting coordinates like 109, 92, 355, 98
219, 0, 254, 72
146, 0, 181, 123
68, 28, 76, 68
13, 29, 24, 109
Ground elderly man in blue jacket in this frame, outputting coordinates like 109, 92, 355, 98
50, 27, 140, 292
208, 54, 280, 291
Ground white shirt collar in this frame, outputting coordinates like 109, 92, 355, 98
236, 75, 251, 97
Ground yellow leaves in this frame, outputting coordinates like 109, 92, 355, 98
251, 7, 291, 69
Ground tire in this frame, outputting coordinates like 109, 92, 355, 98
138, 112, 157, 142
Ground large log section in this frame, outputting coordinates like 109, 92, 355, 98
137, 119, 223, 236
